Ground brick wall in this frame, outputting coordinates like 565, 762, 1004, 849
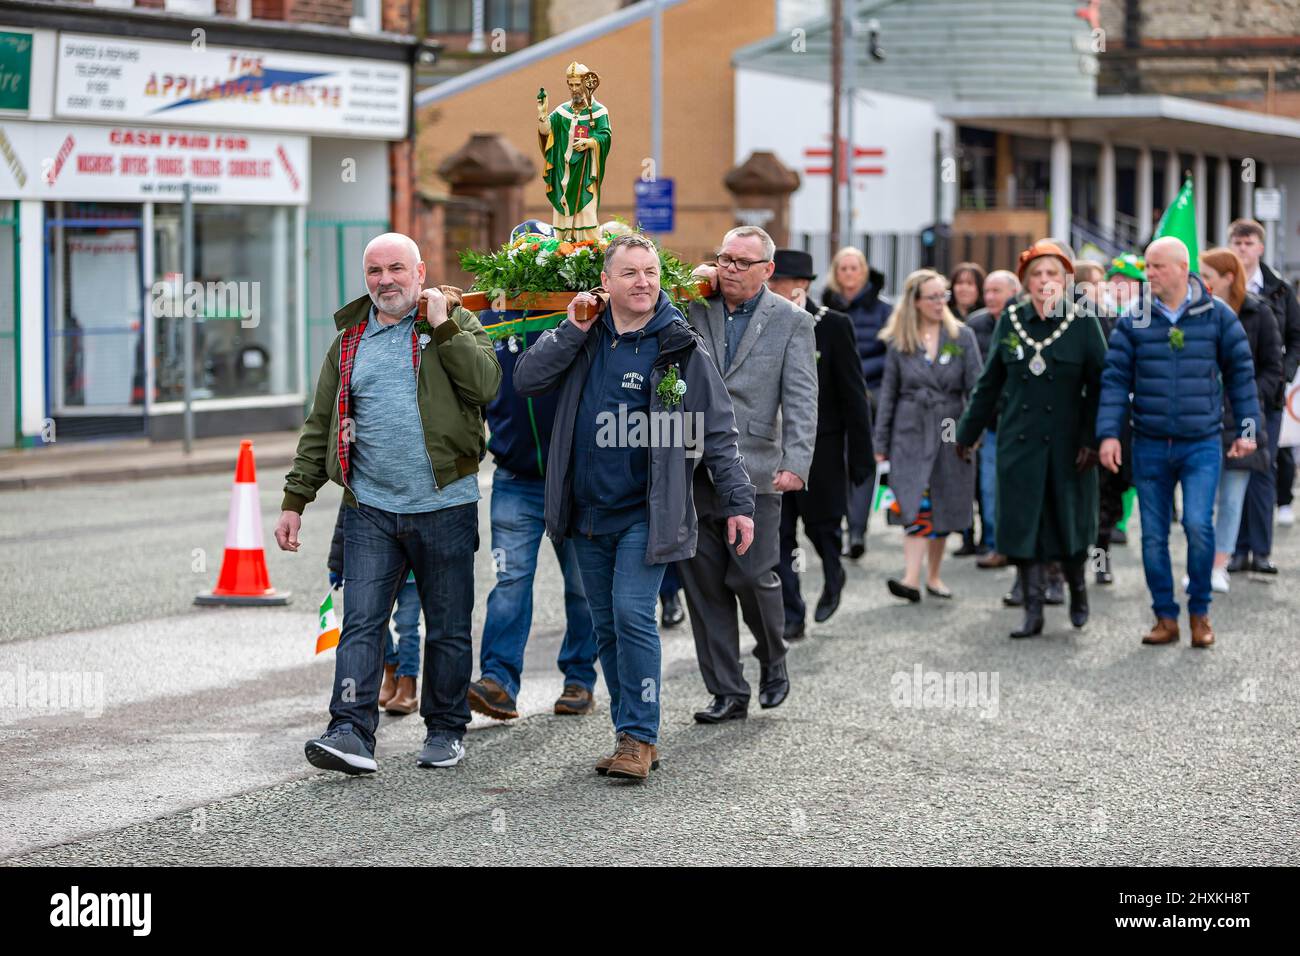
1100, 0, 1300, 118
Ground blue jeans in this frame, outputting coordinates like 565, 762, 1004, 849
1132, 436, 1220, 619
571, 520, 667, 744
978, 429, 997, 551
385, 578, 422, 679
1214, 468, 1252, 556
331, 501, 478, 749
479, 468, 597, 699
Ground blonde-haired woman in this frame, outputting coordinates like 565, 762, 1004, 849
873, 268, 983, 602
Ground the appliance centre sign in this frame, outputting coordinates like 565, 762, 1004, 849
55, 33, 409, 139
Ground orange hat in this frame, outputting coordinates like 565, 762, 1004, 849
1016, 240, 1075, 282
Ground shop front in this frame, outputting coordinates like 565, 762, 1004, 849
0, 16, 411, 445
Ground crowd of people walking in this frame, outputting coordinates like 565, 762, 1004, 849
273, 218, 1298, 782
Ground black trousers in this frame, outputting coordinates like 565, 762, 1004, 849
680, 493, 786, 702
777, 491, 844, 626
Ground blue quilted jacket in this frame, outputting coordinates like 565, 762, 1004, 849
1097, 274, 1261, 443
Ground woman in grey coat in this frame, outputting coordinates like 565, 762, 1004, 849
873, 268, 983, 602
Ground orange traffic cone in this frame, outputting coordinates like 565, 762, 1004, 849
195, 440, 291, 606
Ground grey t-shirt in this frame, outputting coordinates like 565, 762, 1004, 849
348, 306, 480, 514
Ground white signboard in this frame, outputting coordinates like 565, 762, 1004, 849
55, 33, 409, 139
0, 120, 308, 203
1254, 187, 1282, 222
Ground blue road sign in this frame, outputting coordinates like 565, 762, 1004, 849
634, 177, 674, 233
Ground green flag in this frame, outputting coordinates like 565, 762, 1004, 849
1154, 176, 1198, 273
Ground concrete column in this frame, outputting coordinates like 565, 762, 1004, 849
1050, 121, 1072, 243
1193, 153, 1207, 253
1164, 149, 1181, 209
1215, 155, 1232, 247
1262, 164, 1278, 262
1240, 158, 1255, 220
1136, 144, 1154, 242
1098, 139, 1116, 238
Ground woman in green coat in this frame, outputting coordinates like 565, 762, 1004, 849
955, 240, 1109, 637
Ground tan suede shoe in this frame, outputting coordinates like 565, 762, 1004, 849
378, 663, 398, 707
384, 676, 418, 715
1142, 617, 1180, 645
604, 733, 660, 780
1189, 614, 1215, 648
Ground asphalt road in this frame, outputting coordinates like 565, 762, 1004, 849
2, 467, 1297, 865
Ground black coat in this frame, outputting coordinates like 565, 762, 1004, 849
965, 307, 997, 363
1223, 293, 1283, 473
786, 302, 873, 524
1259, 263, 1300, 402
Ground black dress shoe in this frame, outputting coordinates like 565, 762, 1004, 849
693, 696, 748, 724
1110, 528, 1127, 546
784, 619, 807, 642
887, 578, 921, 603
847, 533, 866, 560
1226, 553, 1248, 573
954, 533, 979, 557
660, 591, 686, 627
811, 582, 842, 621
925, 584, 953, 599
1250, 557, 1279, 574
1095, 568, 1114, 585
758, 660, 789, 709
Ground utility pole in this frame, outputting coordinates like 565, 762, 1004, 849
830, 0, 843, 261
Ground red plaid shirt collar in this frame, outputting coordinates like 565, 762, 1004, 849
334, 307, 421, 488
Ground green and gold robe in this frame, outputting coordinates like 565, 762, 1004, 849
539, 98, 611, 239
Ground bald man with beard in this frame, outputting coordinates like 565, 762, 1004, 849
277, 233, 501, 774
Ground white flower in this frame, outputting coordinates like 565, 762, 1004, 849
507, 248, 519, 260
418, 333, 431, 349
535, 253, 548, 266
575, 246, 590, 257
673, 380, 687, 396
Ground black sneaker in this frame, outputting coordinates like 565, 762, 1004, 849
417, 732, 466, 769
305, 728, 377, 775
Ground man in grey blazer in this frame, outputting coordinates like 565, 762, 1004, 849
682, 226, 818, 721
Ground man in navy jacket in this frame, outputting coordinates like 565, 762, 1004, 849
466, 227, 599, 723
1098, 237, 1260, 649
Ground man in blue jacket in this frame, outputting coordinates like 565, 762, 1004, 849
466, 226, 599, 722
1098, 237, 1259, 649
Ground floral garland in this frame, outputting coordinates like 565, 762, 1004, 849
458, 230, 703, 310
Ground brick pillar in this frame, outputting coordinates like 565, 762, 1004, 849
389, 139, 415, 238
723, 151, 801, 247
437, 133, 537, 248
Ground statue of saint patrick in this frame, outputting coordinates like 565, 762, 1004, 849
536, 62, 611, 241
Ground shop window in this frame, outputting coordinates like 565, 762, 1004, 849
428, 0, 531, 33
152, 204, 299, 403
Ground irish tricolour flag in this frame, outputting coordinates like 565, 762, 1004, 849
316, 591, 341, 655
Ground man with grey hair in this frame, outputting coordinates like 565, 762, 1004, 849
684, 225, 818, 720
1098, 236, 1259, 649
964, 269, 1020, 569
276, 232, 501, 773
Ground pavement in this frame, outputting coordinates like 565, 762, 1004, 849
0, 431, 301, 490
1, 466, 1298, 865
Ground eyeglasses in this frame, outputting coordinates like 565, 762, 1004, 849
918, 290, 951, 303
716, 254, 771, 272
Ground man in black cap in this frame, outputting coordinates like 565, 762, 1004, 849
769, 249, 873, 638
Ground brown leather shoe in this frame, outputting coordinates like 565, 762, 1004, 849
976, 551, 1008, 569
1189, 614, 1215, 648
378, 663, 397, 708
554, 684, 595, 715
1142, 617, 1180, 645
384, 675, 418, 715
467, 676, 518, 721
604, 733, 659, 780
